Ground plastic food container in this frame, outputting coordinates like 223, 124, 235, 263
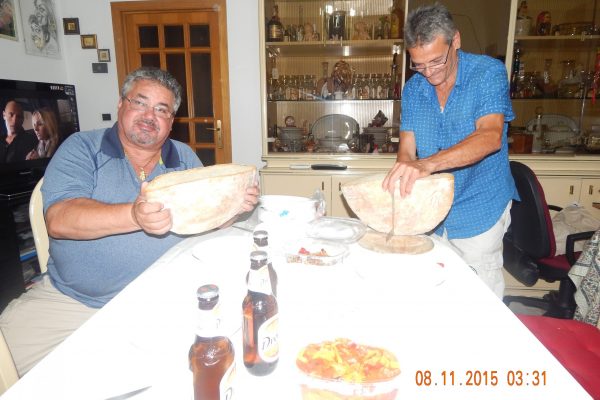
306, 217, 366, 244
284, 239, 349, 266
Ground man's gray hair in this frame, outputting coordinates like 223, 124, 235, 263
120, 67, 183, 113
404, 3, 457, 48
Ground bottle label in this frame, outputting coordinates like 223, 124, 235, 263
248, 265, 272, 295
195, 305, 221, 337
219, 361, 236, 400
257, 314, 279, 362
269, 25, 283, 40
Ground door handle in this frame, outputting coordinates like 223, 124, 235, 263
590, 185, 594, 195
569, 185, 574, 195
206, 120, 222, 149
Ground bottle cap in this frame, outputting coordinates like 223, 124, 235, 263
250, 250, 268, 262
253, 230, 268, 239
196, 284, 219, 304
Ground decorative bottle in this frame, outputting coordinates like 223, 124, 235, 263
389, 0, 404, 39
189, 284, 236, 400
267, 5, 284, 42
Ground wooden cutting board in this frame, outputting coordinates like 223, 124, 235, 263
358, 231, 434, 254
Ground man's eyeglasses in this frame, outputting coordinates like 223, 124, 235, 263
122, 96, 174, 119
409, 42, 453, 73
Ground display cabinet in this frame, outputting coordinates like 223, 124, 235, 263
259, 0, 408, 217
505, 0, 600, 151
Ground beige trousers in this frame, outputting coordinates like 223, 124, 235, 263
0, 275, 97, 377
436, 202, 512, 299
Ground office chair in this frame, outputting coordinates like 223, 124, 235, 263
518, 314, 600, 399
29, 178, 48, 274
502, 161, 594, 319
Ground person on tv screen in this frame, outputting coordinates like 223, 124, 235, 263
0, 100, 38, 163
26, 107, 59, 159
0, 66, 259, 377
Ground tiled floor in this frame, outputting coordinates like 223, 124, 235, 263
507, 301, 546, 316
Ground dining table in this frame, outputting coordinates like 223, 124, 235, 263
0, 217, 593, 400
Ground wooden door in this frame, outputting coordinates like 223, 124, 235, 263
111, 0, 231, 166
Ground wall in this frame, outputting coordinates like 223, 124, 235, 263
0, 0, 264, 168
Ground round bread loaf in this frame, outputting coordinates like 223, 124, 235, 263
144, 164, 256, 234
341, 173, 454, 236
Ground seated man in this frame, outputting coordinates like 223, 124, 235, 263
0, 67, 259, 376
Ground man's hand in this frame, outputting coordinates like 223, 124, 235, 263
239, 184, 260, 214
382, 159, 434, 197
131, 182, 172, 235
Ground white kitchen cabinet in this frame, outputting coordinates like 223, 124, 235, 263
260, 170, 373, 217
537, 175, 600, 219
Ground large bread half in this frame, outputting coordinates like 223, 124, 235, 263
341, 173, 454, 236
144, 164, 257, 235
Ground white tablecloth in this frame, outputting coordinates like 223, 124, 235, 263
1, 227, 592, 400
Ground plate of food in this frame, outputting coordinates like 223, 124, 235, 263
296, 337, 401, 400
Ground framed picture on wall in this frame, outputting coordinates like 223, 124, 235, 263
80, 33, 96, 49
62, 17, 79, 35
97, 48, 110, 62
19, 0, 61, 58
0, 0, 19, 41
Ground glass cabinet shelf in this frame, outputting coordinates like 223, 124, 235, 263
266, 39, 402, 56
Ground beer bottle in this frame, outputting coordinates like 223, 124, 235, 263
247, 230, 278, 297
189, 284, 236, 400
242, 251, 279, 376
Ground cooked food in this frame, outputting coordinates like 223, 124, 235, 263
298, 247, 329, 257
296, 338, 400, 383
144, 164, 256, 235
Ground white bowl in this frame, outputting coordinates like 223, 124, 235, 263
258, 195, 320, 224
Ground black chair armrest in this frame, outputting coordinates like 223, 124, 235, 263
565, 231, 595, 266
503, 237, 540, 286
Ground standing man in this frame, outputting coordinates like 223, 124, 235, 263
1, 100, 38, 163
382, 4, 518, 298
0, 67, 259, 376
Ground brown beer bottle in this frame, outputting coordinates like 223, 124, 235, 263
189, 284, 236, 400
242, 251, 279, 376
245, 230, 278, 297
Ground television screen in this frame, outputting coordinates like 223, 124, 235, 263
0, 79, 79, 193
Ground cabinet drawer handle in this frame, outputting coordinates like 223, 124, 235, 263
322, 181, 324, 191
590, 185, 594, 195
569, 185, 574, 195
339, 182, 341, 191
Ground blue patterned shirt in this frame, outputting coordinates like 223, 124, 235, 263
401, 50, 518, 239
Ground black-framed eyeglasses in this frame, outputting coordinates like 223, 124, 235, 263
122, 96, 174, 119
409, 41, 453, 73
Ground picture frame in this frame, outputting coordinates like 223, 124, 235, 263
62, 17, 79, 35
97, 48, 110, 62
80, 33, 96, 49
19, 0, 61, 58
0, 0, 19, 41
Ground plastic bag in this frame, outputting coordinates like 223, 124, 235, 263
312, 189, 327, 218
552, 205, 600, 255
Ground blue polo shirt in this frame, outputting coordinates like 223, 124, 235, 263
401, 50, 518, 239
42, 123, 202, 307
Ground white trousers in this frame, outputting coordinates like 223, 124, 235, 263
0, 275, 97, 376
435, 202, 512, 299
